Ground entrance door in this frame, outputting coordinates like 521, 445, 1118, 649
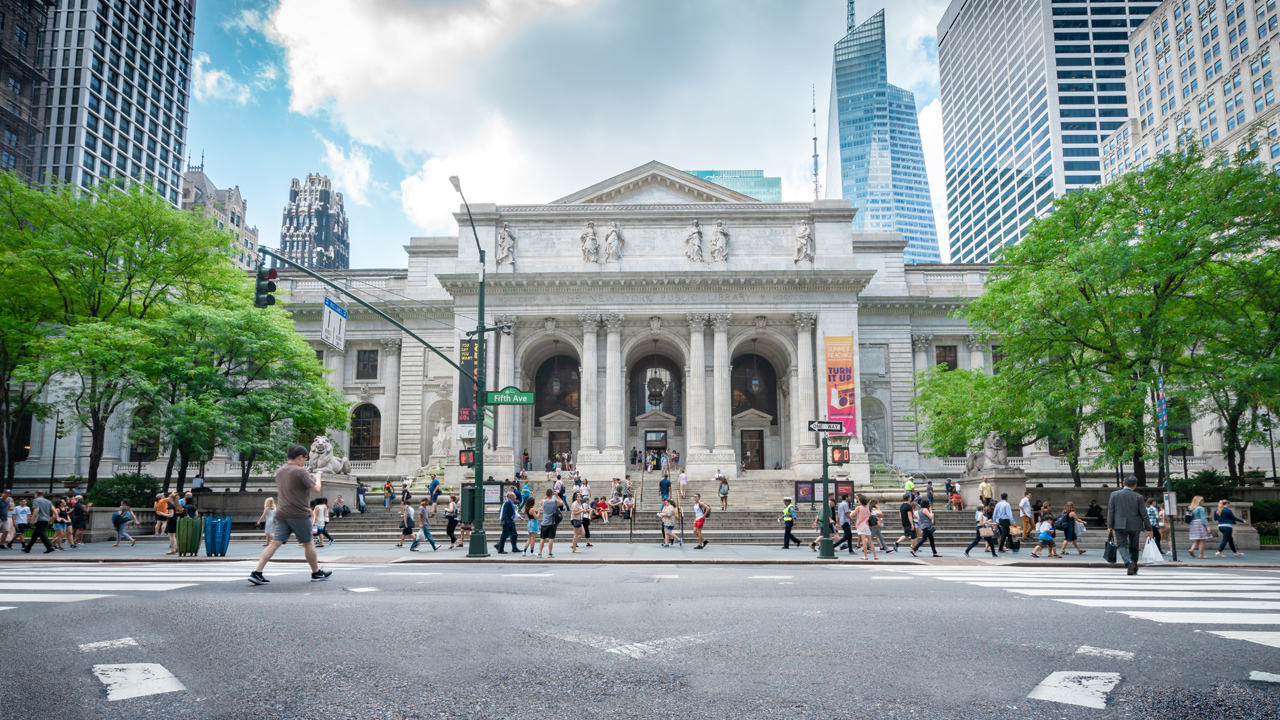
741, 430, 764, 470
549, 431, 572, 462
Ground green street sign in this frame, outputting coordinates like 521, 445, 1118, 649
487, 386, 534, 405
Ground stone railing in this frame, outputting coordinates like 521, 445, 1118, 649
922, 273, 965, 284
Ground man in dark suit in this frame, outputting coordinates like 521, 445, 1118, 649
495, 491, 520, 554
1107, 475, 1152, 575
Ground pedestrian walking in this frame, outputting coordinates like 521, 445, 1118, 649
892, 493, 916, 553
396, 500, 416, 548
410, 498, 438, 551
428, 474, 442, 512
692, 493, 711, 548
20, 490, 55, 554
1031, 512, 1060, 558
1060, 501, 1084, 555
494, 491, 519, 554
677, 469, 688, 499
256, 498, 276, 546
903, 476, 915, 500
1106, 475, 1151, 574
834, 494, 854, 553
70, 495, 89, 547
356, 481, 367, 513
538, 489, 567, 558
1145, 498, 1164, 555
778, 497, 802, 549
50, 499, 68, 550
248, 444, 332, 585
382, 480, 394, 513
571, 492, 588, 553
1214, 499, 1244, 557
993, 492, 1016, 552
855, 495, 878, 560
160, 492, 180, 555
522, 496, 540, 554
659, 474, 671, 502
443, 496, 461, 548
868, 498, 888, 552
9, 497, 30, 549
579, 490, 593, 546
659, 498, 682, 547
965, 502, 1000, 557
0, 490, 12, 550
718, 474, 729, 511
1187, 495, 1212, 558
1019, 491, 1034, 539
810, 497, 839, 551
910, 499, 939, 557
313, 497, 334, 547
153, 493, 168, 536
111, 500, 136, 547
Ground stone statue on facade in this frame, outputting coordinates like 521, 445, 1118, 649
965, 431, 1010, 473
794, 220, 814, 263
864, 420, 881, 455
496, 222, 516, 266
710, 220, 729, 262
684, 220, 704, 262
432, 419, 452, 459
603, 221, 624, 263
308, 435, 352, 476
580, 221, 599, 263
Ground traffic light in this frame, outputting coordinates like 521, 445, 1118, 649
459, 448, 475, 467
254, 265, 278, 308
829, 445, 850, 465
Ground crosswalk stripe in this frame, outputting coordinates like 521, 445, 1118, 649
1115, 611, 1280, 624
0, 582, 196, 592
1207, 631, 1280, 648
1059, 599, 1280, 610
0, 593, 114, 602
1008, 589, 1280, 599
968, 582, 1280, 591
1027, 671, 1121, 709
0, 575, 259, 582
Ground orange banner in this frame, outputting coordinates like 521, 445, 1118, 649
825, 336, 856, 436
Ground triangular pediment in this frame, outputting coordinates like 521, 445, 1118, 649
635, 409, 677, 424
732, 408, 773, 424
539, 410, 580, 425
553, 161, 759, 205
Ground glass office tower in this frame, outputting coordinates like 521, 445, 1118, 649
938, 0, 1158, 263
826, 3, 941, 264
686, 169, 782, 201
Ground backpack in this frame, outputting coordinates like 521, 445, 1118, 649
111, 511, 120, 525
701, 504, 711, 519
1054, 511, 1070, 531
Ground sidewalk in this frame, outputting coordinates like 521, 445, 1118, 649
2, 540, 1277, 567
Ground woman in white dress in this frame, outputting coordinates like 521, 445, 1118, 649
256, 498, 275, 546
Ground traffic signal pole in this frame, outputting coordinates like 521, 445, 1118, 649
818, 436, 835, 559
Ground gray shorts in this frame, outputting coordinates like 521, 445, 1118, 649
273, 517, 313, 544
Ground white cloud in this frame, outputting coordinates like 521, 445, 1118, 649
192, 52, 251, 105
400, 116, 533, 232
878, 1, 950, 104
917, 98, 951, 262
319, 137, 375, 207
254, 63, 279, 89
220, 9, 266, 34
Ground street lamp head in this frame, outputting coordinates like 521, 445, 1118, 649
449, 175, 462, 193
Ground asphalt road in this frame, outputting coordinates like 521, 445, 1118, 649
1, 561, 1279, 719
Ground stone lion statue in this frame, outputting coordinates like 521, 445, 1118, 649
965, 431, 1009, 473
308, 436, 352, 476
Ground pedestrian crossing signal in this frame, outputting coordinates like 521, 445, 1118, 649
829, 445, 850, 465
459, 449, 475, 467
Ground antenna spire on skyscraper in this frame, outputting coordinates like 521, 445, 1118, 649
847, 0, 855, 34
812, 85, 820, 202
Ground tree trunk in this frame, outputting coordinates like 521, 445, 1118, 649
87, 418, 106, 491
163, 445, 177, 493
176, 446, 189, 495
1132, 449, 1147, 486
239, 451, 255, 492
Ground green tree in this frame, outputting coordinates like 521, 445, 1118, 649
963, 144, 1280, 485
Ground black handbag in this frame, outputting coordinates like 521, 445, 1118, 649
571, 518, 582, 528
1104, 531, 1119, 564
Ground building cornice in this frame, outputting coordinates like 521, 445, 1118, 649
435, 270, 879, 298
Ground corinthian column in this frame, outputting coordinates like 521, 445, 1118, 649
603, 313, 624, 452
966, 334, 985, 370
579, 313, 600, 453
381, 339, 401, 458
794, 312, 818, 450
494, 316, 517, 454
686, 313, 708, 453
710, 313, 732, 452
912, 334, 933, 374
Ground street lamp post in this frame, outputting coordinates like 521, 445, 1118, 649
451, 176, 510, 559
1263, 413, 1277, 485
48, 414, 62, 495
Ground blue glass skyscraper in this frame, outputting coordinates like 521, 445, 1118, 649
826, 2, 941, 264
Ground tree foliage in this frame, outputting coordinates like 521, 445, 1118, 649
913, 142, 1280, 485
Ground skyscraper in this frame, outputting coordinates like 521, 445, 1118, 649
279, 173, 350, 270
36, 0, 195, 204
826, 1, 941, 264
1, 1, 55, 184
181, 161, 259, 270
686, 169, 782, 201
938, 0, 1157, 264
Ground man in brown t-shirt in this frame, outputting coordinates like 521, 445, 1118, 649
249, 444, 331, 585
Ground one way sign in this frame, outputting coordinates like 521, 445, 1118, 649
808, 420, 844, 433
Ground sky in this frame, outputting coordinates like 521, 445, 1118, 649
187, 0, 954, 267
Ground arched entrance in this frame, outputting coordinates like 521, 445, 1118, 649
533, 353, 580, 463
731, 353, 778, 470
350, 404, 381, 461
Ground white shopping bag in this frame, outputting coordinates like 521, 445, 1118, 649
1140, 536, 1164, 565
1075, 521, 1087, 536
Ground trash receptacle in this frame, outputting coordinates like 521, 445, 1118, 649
177, 516, 203, 556
204, 517, 231, 556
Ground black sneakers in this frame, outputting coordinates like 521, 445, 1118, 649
310, 569, 332, 582
248, 571, 269, 585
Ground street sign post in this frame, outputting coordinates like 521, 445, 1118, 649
487, 387, 535, 405
809, 420, 843, 433
320, 297, 347, 352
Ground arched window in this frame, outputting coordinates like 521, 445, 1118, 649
350, 404, 381, 461
629, 355, 682, 425
534, 355, 579, 426
731, 354, 778, 424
